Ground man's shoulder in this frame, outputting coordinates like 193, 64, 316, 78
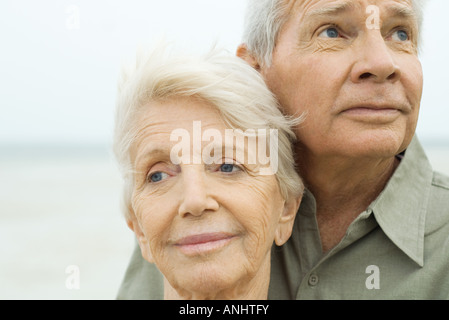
425, 170, 449, 235
116, 243, 164, 300
431, 170, 449, 191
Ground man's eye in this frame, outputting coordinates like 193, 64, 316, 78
391, 29, 409, 41
148, 171, 169, 183
318, 27, 341, 38
219, 163, 241, 173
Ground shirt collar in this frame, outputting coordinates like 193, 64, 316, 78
368, 136, 433, 267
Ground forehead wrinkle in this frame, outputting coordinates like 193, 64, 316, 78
205, 139, 249, 159
384, 4, 417, 21
305, 0, 357, 19
134, 146, 172, 167
133, 141, 172, 170
131, 120, 175, 166
296, 0, 416, 22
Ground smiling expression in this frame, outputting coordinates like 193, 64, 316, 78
128, 97, 298, 298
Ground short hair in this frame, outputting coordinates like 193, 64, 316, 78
113, 43, 304, 219
242, 0, 426, 67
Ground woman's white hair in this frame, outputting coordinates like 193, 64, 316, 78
242, 0, 427, 67
113, 43, 304, 219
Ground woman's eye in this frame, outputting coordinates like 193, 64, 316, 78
318, 27, 341, 38
148, 171, 169, 183
391, 29, 409, 41
219, 163, 240, 173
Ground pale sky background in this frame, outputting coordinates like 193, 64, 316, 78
0, 0, 448, 147
0, 0, 448, 301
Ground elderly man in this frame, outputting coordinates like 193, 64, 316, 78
117, 0, 449, 299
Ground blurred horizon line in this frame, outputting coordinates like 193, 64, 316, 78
0, 136, 448, 158
0, 142, 113, 158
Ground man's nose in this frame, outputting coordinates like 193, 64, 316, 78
177, 166, 219, 218
350, 31, 401, 83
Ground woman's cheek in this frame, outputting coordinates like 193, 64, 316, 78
237, 198, 276, 259
252, 184, 284, 252
133, 195, 170, 260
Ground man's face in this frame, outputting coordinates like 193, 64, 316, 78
260, 0, 423, 159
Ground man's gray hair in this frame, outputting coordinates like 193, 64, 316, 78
242, 0, 426, 67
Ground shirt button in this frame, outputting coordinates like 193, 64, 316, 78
308, 274, 319, 286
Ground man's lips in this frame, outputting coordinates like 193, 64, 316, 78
173, 232, 236, 256
343, 106, 400, 113
342, 103, 402, 111
339, 104, 404, 122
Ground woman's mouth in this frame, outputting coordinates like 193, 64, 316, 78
173, 232, 236, 256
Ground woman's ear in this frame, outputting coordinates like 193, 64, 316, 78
274, 196, 302, 246
126, 207, 155, 264
236, 43, 261, 71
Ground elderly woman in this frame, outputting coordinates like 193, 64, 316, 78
113, 44, 303, 300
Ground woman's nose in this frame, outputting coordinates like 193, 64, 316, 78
350, 31, 402, 84
177, 166, 219, 218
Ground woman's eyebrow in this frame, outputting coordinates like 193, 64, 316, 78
204, 141, 245, 156
135, 147, 170, 165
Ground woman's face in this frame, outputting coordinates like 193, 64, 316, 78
128, 97, 298, 298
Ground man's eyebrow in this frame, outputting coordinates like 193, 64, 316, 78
305, 2, 417, 21
305, 1, 356, 19
385, 5, 417, 21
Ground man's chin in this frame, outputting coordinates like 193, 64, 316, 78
338, 132, 412, 160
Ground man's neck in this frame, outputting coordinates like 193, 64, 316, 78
298, 151, 400, 253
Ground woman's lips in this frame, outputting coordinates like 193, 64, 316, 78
174, 232, 236, 256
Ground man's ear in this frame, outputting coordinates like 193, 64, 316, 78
274, 195, 302, 246
126, 207, 155, 264
236, 43, 261, 71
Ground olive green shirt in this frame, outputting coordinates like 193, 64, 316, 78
116, 136, 449, 299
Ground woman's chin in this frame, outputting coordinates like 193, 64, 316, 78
168, 264, 242, 298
